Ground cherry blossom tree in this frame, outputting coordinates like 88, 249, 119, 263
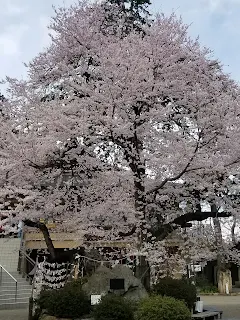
2, 0, 240, 288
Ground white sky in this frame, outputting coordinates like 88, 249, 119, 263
0, 0, 239, 84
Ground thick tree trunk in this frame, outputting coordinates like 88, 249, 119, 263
212, 210, 232, 294
132, 162, 151, 289
135, 255, 150, 291
122, 113, 150, 288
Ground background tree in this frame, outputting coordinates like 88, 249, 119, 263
103, 0, 152, 34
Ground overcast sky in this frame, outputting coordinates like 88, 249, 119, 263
0, 0, 240, 85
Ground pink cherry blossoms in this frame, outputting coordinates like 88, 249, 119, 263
1, 0, 240, 275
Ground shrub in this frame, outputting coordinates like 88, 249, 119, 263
152, 277, 197, 310
136, 295, 191, 320
194, 274, 218, 293
199, 285, 218, 293
93, 294, 134, 320
36, 280, 91, 318
195, 274, 210, 287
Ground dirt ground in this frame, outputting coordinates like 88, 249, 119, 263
201, 295, 240, 320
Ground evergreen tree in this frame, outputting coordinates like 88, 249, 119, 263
102, 0, 152, 35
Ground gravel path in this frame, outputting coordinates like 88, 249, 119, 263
201, 295, 240, 320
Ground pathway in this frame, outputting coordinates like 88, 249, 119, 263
1, 296, 239, 320
201, 295, 240, 320
0, 308, 28, 320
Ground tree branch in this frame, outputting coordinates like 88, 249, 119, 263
23, 219, 56, 261
119, 225, 137, 237
152, 209, 231, 241
146, 141, 200, 195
